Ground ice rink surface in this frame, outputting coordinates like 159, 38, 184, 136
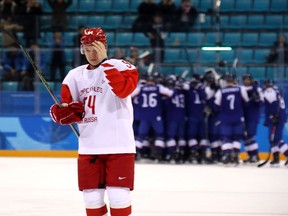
0, 157, 287, 216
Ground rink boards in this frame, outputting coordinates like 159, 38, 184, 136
0, 115, 287, 160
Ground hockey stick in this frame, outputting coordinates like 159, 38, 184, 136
2, 29, 80, 137
183, 47, 195, 75
257, 126, 276, 167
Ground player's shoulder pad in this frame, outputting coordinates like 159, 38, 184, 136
63, 64, 88, 83
264, 87, 277, 103
101, 59, 136, 71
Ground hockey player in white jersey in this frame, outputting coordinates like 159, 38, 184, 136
262, 79, 288, 166
50, 27, 138, 216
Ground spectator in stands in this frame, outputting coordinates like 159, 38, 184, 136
73, 25, 87, 67
126, 46, 145, 73
145, 13, 166, 63
0, 0, 17, 20
175, 0, 198, 32
156, 0, 177, 32
24, 0, 43, 46
132, 0, 158, 32
47, 31, 66, 82
0, 15, 23, 47
266, 34, 288, 65
21, 41, 47, 91
0, 60, 4, 81
2, 43, 28, 83
14, 0, 43, 46
47, 0, 72, 31
109, 48, 127, 59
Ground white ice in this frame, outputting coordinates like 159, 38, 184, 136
0, 157, 287, 216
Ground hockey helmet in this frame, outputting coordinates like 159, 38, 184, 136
242, 73, 253, 81
80, 27, 107, 45
263, 79, 274, 88
165, 75, 177, 88
223, 72, 236, 82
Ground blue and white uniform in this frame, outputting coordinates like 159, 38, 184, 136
214, 83, 249, 163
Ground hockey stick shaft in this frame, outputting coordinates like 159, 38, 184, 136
258, 126, 276, 167
2, 30, 79, 137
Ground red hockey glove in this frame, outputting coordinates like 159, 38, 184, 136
104, 68, 138, 98
68, 101, 85, 117
50, 102, 84, 125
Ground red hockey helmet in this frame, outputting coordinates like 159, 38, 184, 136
80, 27, 107, 45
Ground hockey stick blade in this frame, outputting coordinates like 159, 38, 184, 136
2, 29, 80, 137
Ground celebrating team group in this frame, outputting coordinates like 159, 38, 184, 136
132, 69, 288, 166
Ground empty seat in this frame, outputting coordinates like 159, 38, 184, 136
174, 66, 191, 76
87, 16, 105, 28
258, 32, 277, 47
34, 81, 55, 92
66, 0, 78, 13
133, 33, 150, 46
106, 32, 115, 46
115, 32, 133, 46
229, 15, 247, 29
63, 32, 77, 46
199, 0, 213, 12
223, 32, 241, 46
200, 50, 217, 63
95, 0, 112, 12
103, 15, 122, 30
159, 66, 175, 76
253, 49, 270, 63
181, 49, 199, 63
1, 81, 18, 91
165, 32, 187, 47
265, 15, 284, 29
112, 0, 130, 12
130, 0, 143, 12
219, 15, 230, 29
235, 67, 248, 78
249, 67, 266, 80
236, 49, 254, 64
242, 33, 259, 47
164, 49, 181, 63
122, 15, 137, 29
220, 0, 235, 12
205, 32, 221, 46
246, 15, 265, 29
252, 0, 270, 12
65, 48, 75, 64
270, 0, 287, 12
78, 0, 95, 12
39, 15, 51, 30
187, 32, 205, 46
235, 0, 252, 12
219, 50, 235, 63
68, 16, 87, 30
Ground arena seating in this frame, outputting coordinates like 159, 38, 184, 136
0, 0, 288, 93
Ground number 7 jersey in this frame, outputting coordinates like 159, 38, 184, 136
60, 59, 137, 155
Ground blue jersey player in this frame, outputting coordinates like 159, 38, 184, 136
263, 79, 288, 166
163, 75, 188, 163
186, 76, 208, 163
203, 71, 222, 163
214, 72, 249, 164
132, 75, 174, 162
242, 73, 264, 163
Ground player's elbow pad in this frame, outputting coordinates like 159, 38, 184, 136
105, 68, 138, 98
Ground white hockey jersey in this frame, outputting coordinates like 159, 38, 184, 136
61, 59, 137, 154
